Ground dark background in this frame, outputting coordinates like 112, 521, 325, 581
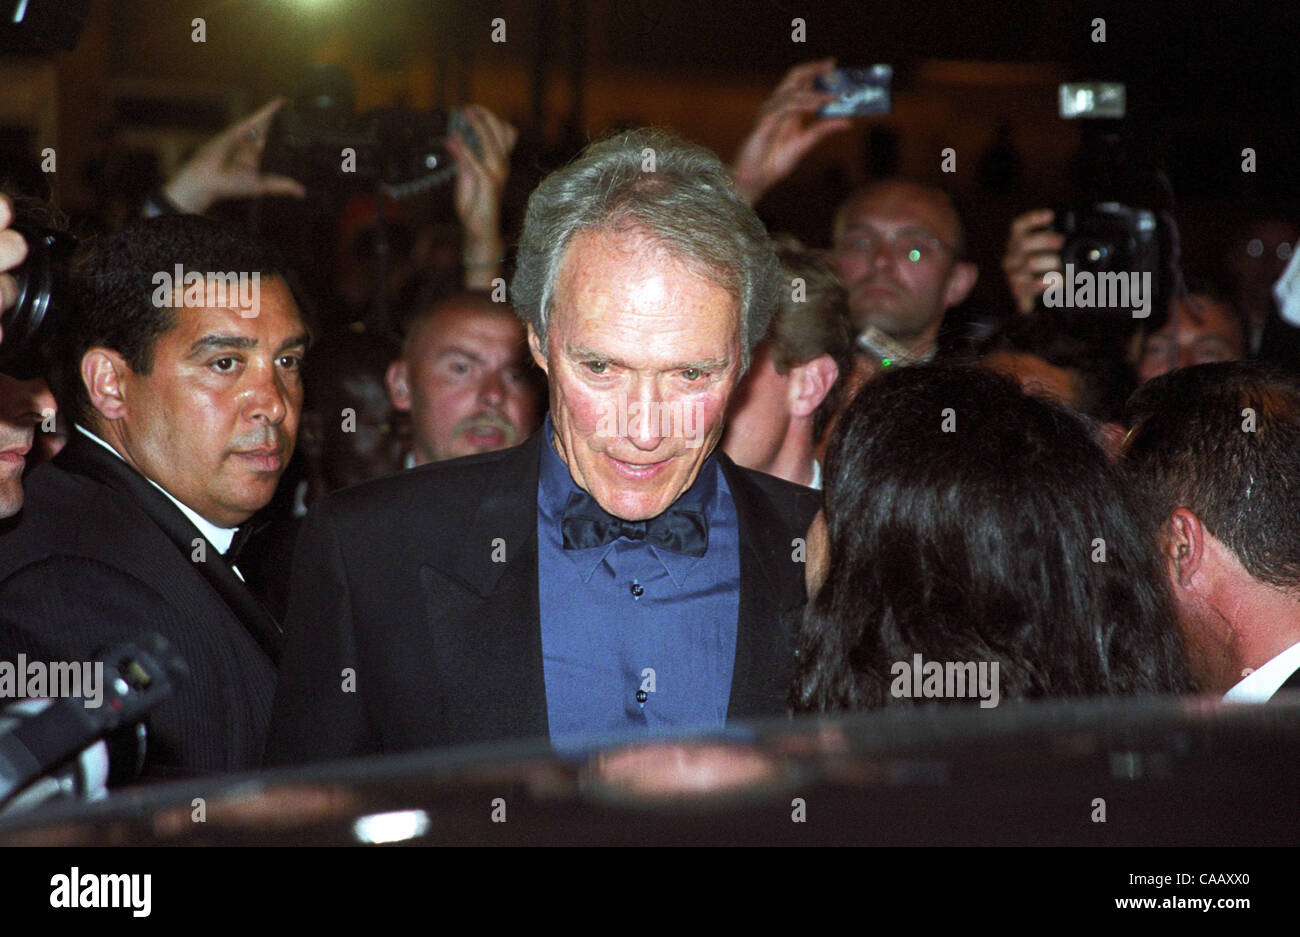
2, 0, 1297, 319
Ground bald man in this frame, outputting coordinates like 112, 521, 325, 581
830, 180, 979, 362
386, 290, 543, 466
729, 62, 977, 362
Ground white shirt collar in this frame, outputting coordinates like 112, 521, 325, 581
74, 424, 238, 556
1222, 640, 1300, 703
809, 458, 823, 491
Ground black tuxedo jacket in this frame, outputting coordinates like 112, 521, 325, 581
265, 431, 820, 765
0, 436, 281, 777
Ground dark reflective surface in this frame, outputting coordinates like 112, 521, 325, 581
1, 694, 1296, 845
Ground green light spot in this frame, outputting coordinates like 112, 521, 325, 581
908, 248, 922, 262
882, 358, 893, 367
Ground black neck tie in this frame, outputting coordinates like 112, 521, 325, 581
560, 490, 709, 557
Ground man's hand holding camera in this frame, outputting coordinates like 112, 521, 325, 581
1003, 208, 1064, 315
160, 98, 307, 215
0, 194, 29, 341
732, 58, 851, 206
450, 104, 518, 288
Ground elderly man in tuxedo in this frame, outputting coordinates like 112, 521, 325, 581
0, 214, 307, 777
267, 129, 820, 762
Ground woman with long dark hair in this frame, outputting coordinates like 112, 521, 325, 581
792, 363, 1189, 713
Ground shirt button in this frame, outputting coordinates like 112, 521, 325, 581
630, 582, 644, 597
636, 689, 649, 703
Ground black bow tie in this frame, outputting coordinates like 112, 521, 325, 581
222, 522, 259, 567
560, 490, 709, 557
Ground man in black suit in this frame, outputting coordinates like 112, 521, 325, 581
267, 129, 820, 763
0, 215, 308, 777
1122, 361, 1300, 701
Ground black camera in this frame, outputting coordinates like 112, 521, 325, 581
262, 65, 481, 199
0, 225, 76, 380
1051, 202, 1170, 324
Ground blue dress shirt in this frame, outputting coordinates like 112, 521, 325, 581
537, 416, 740, 749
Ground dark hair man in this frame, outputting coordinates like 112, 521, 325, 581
385, 291, 542, 467
1122, 361, 1300, 701
722, 238, 852, 487
0, 214, 308, 776
266, 129, 820, 763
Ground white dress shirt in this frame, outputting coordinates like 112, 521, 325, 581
75, 425, 243, 579
1222, 640, 1300, 703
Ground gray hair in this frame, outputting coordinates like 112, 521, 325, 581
511, 127, 780, 373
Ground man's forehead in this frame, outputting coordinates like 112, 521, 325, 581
837, 183, 959, 240
416, 301, 523, 340
166, 302, 304, 347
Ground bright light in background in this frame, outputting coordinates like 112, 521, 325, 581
352, 809, 431, 844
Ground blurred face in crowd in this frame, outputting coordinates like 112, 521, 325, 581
86, 277, 306, 527
314, 371, 404, 492
983, 351, 1084, 411
0, 374, 56, 518
722, 341, 790, 473
387, 298, 539, 465
1137, 293, 1245, 383
533, 227, 743, 521
1229, 218, 1298, 303
832, 181, 977, 347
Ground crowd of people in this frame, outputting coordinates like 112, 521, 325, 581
0, 58, 1297, 788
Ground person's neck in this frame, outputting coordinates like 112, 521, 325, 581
1212, 575, 1300, 674
1227, 577, 1300, 670
755, 426, 817, 487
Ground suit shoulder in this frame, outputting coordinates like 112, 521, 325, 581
728, 463, 821, 529
0, 462, 150, 567
325, 445, 516, 514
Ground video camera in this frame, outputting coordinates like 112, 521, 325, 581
262, 64, 482, 200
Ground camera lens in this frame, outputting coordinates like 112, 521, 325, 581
0, 226, 76, 380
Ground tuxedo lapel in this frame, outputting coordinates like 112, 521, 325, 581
55, 435, 285, 665
420, 431, 549, 742
720, 456, 808, 720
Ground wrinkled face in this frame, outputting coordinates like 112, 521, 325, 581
534, 228, 743, 521
0, 374, 56, 518
397, 302, 539, 464
722, 340, 790, 474
107, 277, 306, 527
984, 351, 1084, 411
1138, 294, 1244, 383
833, 183, 968, 344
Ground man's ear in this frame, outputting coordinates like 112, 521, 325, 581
787, 354, 838, 419
527, 324, 549, 374
81, 348, 131, 423
1165, 507, 1207, 590
385, 359, 412, 411
944, 260, 979, 309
